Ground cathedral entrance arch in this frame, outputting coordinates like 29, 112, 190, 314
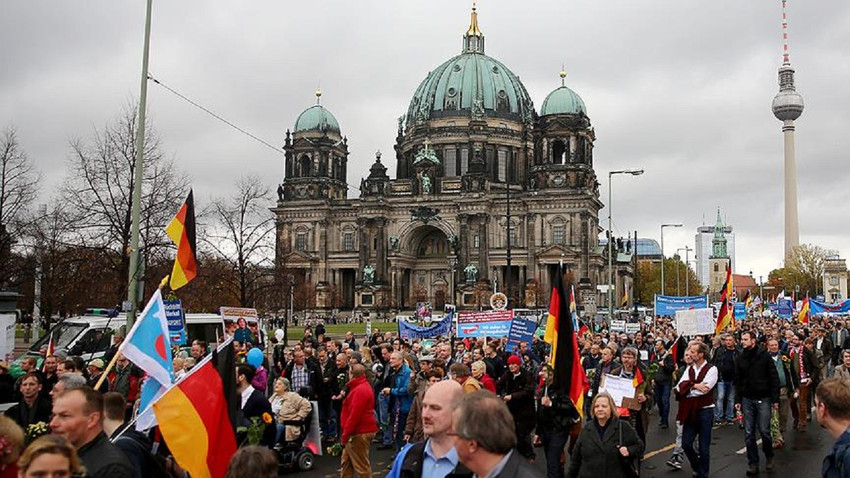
396, 225, 455, 310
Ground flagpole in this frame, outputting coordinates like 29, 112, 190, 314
127, 0, 154, 330
97, 275, 169, 391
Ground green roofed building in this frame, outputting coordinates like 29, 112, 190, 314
273, 6, 632, 314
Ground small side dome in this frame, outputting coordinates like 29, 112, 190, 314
294, 105, 341, 133
541, 86, 587, 117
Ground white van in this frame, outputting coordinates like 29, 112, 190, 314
10, 309, 262, 377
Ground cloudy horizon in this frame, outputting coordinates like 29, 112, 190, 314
2, 0, 848, 286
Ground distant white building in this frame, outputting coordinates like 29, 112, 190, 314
695, 216, 735, 291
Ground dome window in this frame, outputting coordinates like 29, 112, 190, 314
447, 87, 457, 97
492, 66, 500, 74
453, 64, 462, 72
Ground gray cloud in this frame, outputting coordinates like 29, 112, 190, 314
2, 0, 848, 283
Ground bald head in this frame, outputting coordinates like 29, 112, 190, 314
422, 379, 463, 439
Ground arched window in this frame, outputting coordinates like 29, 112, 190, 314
714, 263, 719, 272
552, 140, 567, 164
299, 155, 311, 177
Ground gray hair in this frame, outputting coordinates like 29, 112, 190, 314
57, 373, 87, 391
621, 346, 638, 359
454, 391, 516, 454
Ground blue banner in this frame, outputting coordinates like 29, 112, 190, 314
654, 295, 709, 317
457, 310, 514, 338
163, 299, 186, 345
733, 302, 747, 320
777, 298, 794, 319
505, 318, 537, 353
810, 299, 850, 316
398, 313, 453, 340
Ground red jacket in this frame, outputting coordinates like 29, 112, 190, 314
340, 375, 378, 443
480, 374, 497, 394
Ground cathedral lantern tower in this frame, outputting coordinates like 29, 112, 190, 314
280, 90, 349, 202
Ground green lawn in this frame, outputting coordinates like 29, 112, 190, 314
278, 320, 400, 339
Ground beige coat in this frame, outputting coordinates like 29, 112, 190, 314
271, 391, 312, 441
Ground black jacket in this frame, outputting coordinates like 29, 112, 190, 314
497, 370, 536, 430
4, 397, 52, 430
712, 346, 740, 382
536, 386, 581, 433
78, 431, 134, 478
652, 351, 675, 385
492, 450, 545, 478
567, 419, 644, 478
241, 388, 275, 447
734, 345, 780, 404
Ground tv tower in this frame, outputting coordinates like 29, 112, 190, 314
771, 0, 804, 258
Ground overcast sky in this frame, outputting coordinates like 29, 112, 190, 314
2, 0, 849, 284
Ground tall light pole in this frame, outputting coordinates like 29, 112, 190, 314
677, 246, 693, 296
660, 224, 683, 296
608, 169, 644, 320
447, 257, 457, 306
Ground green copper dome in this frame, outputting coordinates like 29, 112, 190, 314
406, 52, 535, 125
540, 86, 587, 117
294, 104, 340, 134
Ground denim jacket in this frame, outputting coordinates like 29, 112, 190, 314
823, 427, 850, 478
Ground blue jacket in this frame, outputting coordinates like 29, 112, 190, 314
823, 427, 850, 478
389, 363, 413, 414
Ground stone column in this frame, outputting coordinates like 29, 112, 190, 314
478, 214, 489, 278
375, 217, 387, 282
357, 217, 370, 281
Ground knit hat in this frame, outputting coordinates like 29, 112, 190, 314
507, 355, 522, 366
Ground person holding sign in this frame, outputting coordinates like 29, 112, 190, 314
607, 347, 652, 448
566, 392, 644, 478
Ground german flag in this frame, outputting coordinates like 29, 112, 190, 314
165, 190, 198, 290
799, 296, 810, 325
715, 264, 734, 335
670, 335, 687, 365
153, 340, 236, 478
544, 265, 589, 417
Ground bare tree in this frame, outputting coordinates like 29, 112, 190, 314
202, 175, 276, 307
0, 126, 42, 287
62, 104, 188, 302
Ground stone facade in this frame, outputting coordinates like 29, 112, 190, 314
271, 8, 630, 313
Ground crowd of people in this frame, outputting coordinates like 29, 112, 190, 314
262, 312, 850, 478
2, 310, 850, 478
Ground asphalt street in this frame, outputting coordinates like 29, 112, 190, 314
308, 404, 834, 477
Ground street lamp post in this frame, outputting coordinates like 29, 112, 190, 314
448, 257, 457, 306
660, 224, 683, 296
608, 169, 644, 320
677, 246, 693, 296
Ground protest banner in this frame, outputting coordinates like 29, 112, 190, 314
810, 299, 850, 316
505, 317, 537, 352
624, 323, 641, 335
163, 299, 187, 345
398, 314, 453, 340
733, 302, 747, 321
654, 295, 709, 317
610, 320, 626, 332
675, 308, 716, 336
457, 310, 514, 338
777, 299, 794, 319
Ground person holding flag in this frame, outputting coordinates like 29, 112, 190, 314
715, 265, 735, 334
542, 265, 590, 470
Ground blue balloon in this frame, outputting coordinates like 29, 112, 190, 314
246, 348, 264, 368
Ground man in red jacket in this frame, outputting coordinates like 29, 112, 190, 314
341, 363, 378, 478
